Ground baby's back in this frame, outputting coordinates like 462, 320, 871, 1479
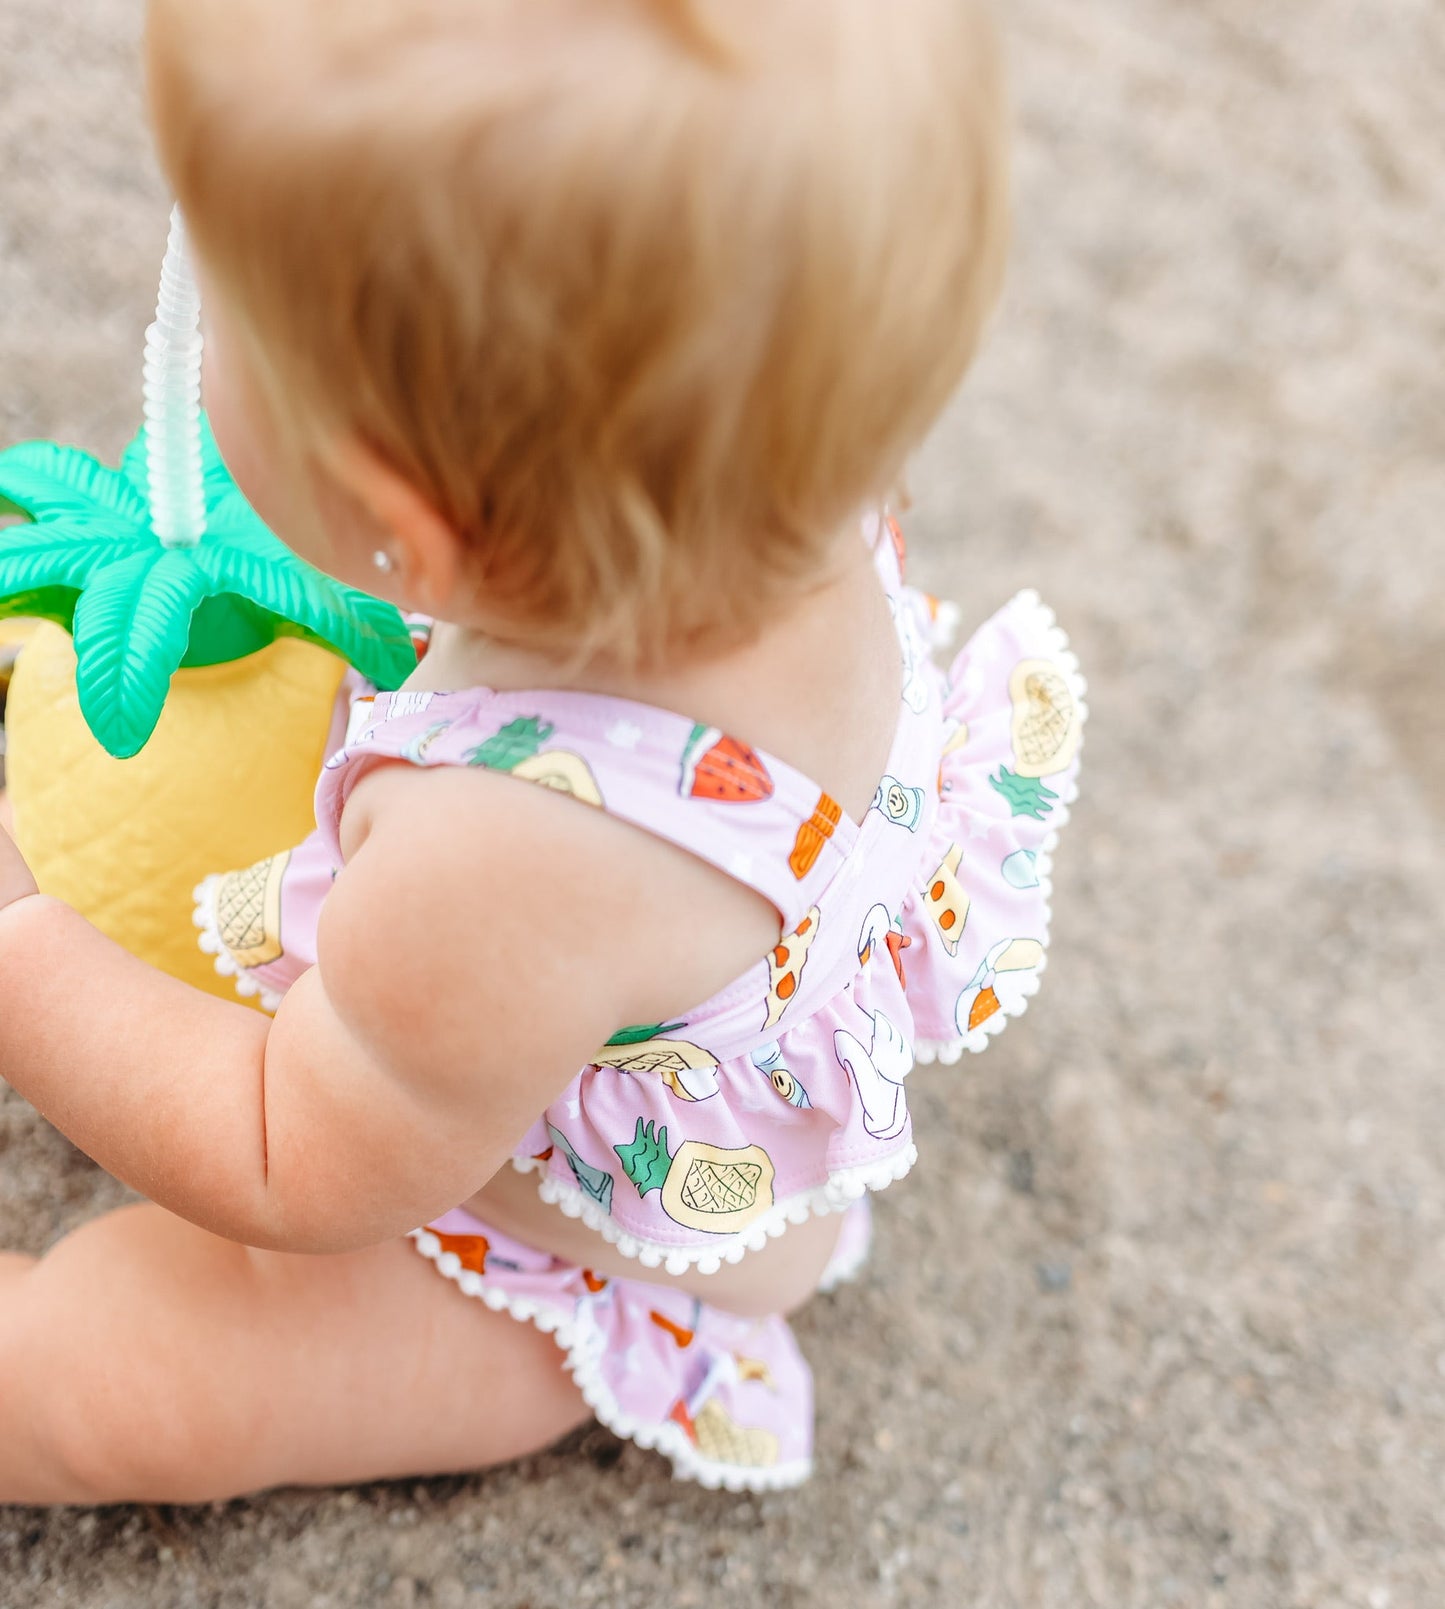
197, 520, 1083, 1317
450, 540, 908, 1310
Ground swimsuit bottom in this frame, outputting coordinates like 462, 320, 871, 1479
411, 1195, 873, 1491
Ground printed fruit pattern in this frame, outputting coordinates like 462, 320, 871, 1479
603, 1020, 685, 1046
679, 724, 774, 803
594, 1031, 720, 1103
615, 1120, 776, 1235
615, 1119, 673, 1196
215, 849, 292, 971
465, 715, 604, 806
989, 657, 1082, 820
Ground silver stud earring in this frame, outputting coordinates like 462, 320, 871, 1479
372, 549, 395, 575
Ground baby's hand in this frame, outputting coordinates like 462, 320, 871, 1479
0, 816, 39, 911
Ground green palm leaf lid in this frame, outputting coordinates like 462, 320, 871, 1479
0, 209, 414, 759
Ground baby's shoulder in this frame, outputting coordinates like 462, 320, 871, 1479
327, 722, 781, 1074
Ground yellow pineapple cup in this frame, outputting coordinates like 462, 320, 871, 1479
0, 210, 413, 999
3, 630, 351, 997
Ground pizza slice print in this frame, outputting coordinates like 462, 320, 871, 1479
763, 906, 821, 1030
921, 843, 969, 957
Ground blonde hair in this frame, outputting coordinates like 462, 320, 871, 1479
148, 0, 1007, 662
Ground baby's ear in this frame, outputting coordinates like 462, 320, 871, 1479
324, 437, 465, 613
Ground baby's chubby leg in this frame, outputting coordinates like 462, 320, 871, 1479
0, 1203, 589, 1505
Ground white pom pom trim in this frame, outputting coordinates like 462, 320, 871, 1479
510, 1142, 917, 1277
191, 875, 283, 1014
911, 588, 1086, 1064
411, 1227, 813, 1491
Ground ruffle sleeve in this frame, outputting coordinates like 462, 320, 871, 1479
899, 589, 1086, 1063
189, 672, 373, 1011
192, 823, 336, 1012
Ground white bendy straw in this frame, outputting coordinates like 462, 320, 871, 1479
143, 206, 207, 549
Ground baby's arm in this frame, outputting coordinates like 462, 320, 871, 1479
0, 765, 634, 1252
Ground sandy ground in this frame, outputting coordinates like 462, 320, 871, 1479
2, 2, 1444, 1605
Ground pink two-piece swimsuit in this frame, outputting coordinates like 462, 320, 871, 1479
195, 516, 1086, 1490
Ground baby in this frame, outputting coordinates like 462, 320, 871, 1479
0, 0, 1083, 1502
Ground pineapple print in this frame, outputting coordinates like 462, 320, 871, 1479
594, 1033, 720, 1102
615, 1119, 673, 1197
668, 1143, 772, 1225
989, 657, 1082, 819
466, 716, 552, 771
215, 851, 291, 971
465, 715, 604, 805
615, 1121, 776, 1234
604, 1020, 685, 1047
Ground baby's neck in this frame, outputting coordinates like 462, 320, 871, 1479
413, 542, 877, 706
406, 540, 902, 823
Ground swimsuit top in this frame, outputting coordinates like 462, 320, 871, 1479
195, 514, 1086, 1276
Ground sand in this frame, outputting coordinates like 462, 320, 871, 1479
2, 1, 1443, 1604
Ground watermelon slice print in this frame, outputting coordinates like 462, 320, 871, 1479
679, 723, 774, 803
